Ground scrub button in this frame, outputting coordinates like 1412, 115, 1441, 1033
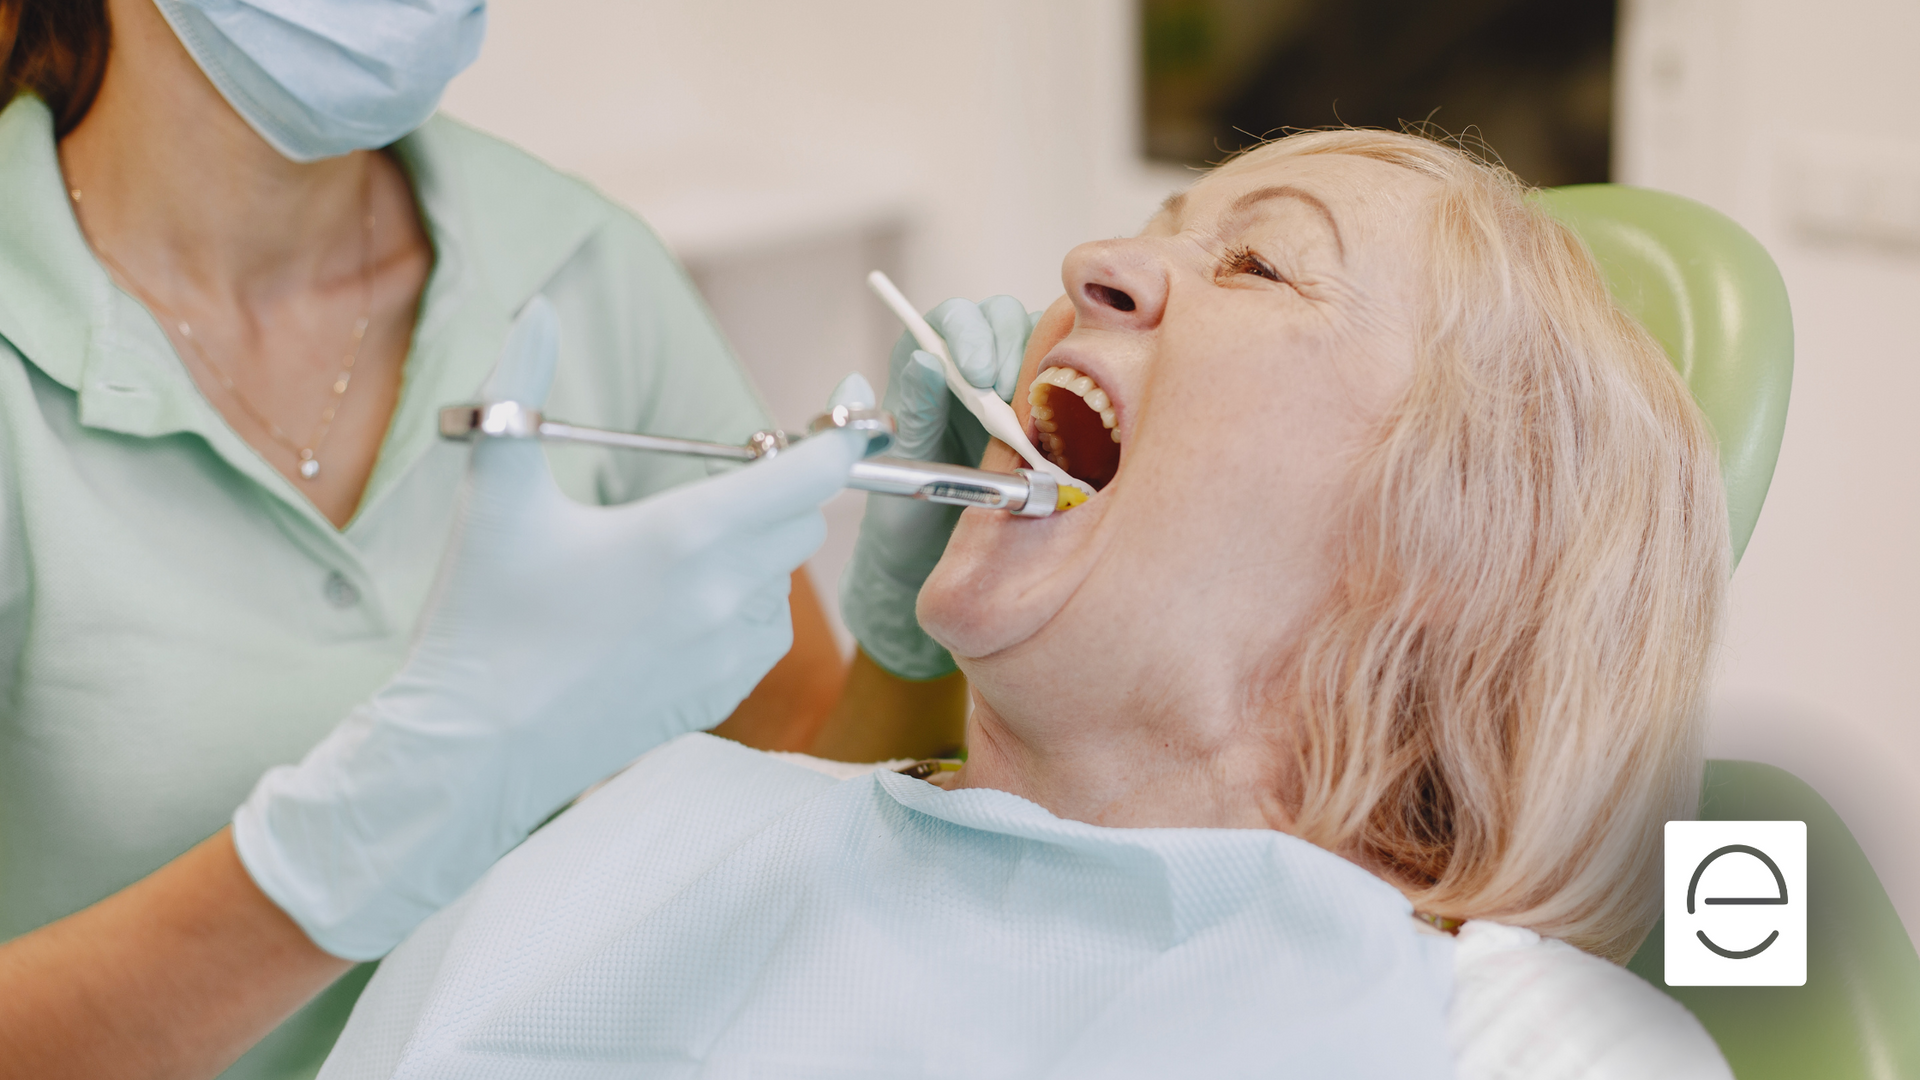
323, 570, 361, 609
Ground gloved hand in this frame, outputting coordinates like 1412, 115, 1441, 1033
233, 298, 869, 960
841, 296, 1036, 679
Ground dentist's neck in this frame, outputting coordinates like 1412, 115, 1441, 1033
56, 0, 383, 302
951, 692, 1296, 833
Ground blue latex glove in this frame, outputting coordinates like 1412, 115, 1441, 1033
841, 296, 1036, 679
233, 298, 869, 959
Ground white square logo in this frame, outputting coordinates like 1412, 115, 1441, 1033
1664, 820, 1806, 986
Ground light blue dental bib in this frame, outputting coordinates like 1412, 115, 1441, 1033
323, 735, 1456, 1079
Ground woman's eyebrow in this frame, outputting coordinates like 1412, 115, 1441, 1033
1147, 191, 1189, 234
1226, 185, 1346, 261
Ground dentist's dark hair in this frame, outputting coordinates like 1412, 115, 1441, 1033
0, 0, 110, 135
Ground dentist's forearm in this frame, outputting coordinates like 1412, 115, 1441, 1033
0, 827, 350, 1080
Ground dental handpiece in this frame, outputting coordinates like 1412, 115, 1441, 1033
438, 402, 1078, 517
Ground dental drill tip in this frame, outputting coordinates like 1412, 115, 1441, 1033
1056, 485, 1089, 511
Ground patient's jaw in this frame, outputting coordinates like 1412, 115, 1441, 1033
918, 153, 1439, 829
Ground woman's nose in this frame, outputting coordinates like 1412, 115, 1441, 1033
1061, 239, 1168, 331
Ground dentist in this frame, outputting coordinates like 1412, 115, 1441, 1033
0, 1, 973, 1076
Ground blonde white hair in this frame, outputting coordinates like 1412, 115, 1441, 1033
1229, 130, 1728, 961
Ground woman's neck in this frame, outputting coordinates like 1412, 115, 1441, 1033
57, 0, 372, 304
951, 693, 1297, 833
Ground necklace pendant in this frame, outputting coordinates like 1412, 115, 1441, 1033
299, 458, 320, 480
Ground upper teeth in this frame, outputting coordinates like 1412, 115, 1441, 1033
1028, 367, 1121, 442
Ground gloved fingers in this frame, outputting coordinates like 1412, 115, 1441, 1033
734, 574, 794, 627
702, 512, 828, 595
637, 620, 796, 736
480, 296, 562, 408
526, 614, 795, 770
651, 604, 794, 680
855, 491, 962, 583
829, 372, 896, 457
640, 431, 858, 554
667, 515, 822, 634
978, 295, 1033, 402
941, 361, 993, 467
888, 352, 951, 461
453, 431, 571, 546
830, 371, 876, 410
885, 327, 920, 391
712, 618, 796, 698
591, 583, 792, 701
451, 297, 572, 542
926, 298, 998, 389
712, 426, 862, 523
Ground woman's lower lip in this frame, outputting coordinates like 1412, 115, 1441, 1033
999, 476, 1112, 532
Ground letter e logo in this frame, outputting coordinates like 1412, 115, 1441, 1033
1665, 820, 1806, 986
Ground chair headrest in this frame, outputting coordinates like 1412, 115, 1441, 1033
1537, 184, 1793, 568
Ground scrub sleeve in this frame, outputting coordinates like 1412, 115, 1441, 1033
0, 94, 773, 1079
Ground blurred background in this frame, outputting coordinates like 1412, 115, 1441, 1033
441, 0, 1920, 947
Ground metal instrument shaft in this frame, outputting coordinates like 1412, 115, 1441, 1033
439, 402, 1063, 517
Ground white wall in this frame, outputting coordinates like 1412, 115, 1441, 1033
1618, 0, 1920, 946
445, 0, 1919, 942
440, 0, 1180, 309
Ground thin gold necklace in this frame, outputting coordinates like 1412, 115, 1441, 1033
70, 175, 375, 482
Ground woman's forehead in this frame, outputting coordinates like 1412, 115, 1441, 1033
1150, 152, 1431, 237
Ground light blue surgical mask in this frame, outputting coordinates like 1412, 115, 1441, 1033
153, 0, 487, 163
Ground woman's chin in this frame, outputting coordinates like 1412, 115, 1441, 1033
916, 492, 1112, 661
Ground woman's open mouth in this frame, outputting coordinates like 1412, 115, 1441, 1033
1028, 366, 1122, 491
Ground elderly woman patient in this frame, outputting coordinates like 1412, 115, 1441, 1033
322, 131, 1733, 1079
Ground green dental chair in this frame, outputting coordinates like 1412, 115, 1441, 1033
1541, 186, 1920, 1080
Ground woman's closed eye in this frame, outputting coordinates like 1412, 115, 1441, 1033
1216, 245, 1288, 286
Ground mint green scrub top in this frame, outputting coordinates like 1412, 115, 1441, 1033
0, 95, 773, 1078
